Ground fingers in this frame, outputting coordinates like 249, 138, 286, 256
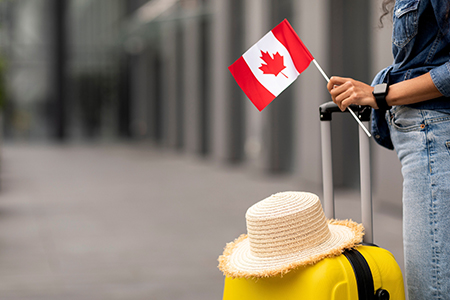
327, 77, 376, 111
328, 77, 353, 111
327, 76, 350, 92
334, 86, 353, 111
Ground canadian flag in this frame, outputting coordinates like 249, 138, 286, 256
228, 19, 314, 111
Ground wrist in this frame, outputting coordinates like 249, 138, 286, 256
373, 83, 391, 110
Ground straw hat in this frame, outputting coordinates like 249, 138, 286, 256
218, 191, 364, 278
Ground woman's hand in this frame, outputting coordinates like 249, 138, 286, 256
327, 76, 377, 111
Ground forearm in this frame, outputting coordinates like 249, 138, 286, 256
328, 72, 445, 111
386, 72, 444, 106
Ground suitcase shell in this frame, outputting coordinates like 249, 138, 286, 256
222, 245, 404, 300
221, 103, 405, 299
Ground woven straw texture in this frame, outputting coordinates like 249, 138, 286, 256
218, 191, 364, 278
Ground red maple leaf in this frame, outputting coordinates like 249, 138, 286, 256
259, 51, 288, 78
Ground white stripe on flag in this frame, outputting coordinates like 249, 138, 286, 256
242, 31, 300, 97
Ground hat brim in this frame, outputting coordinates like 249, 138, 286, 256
218, 219, 364, 279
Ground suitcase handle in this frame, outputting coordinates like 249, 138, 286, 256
319, 101, 373, 243
319, 102, 371, 121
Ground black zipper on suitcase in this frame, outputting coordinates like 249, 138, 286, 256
343, 249, 375, 300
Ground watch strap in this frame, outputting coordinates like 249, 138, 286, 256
373, 84, 391, 110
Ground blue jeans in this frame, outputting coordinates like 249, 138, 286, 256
387, 106, 450, 300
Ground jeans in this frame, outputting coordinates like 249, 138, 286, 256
387, 106, 450, 300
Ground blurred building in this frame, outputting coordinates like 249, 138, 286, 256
0, 0, 402, 201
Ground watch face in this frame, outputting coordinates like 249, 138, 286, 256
374, 83, 388, 95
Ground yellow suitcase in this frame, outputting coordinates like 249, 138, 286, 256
222, 104, 406, 300
223, 245, 405, 300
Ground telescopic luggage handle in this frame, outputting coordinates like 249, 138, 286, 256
319, 102, 373, 243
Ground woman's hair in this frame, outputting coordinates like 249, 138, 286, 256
379, 0, 395, 26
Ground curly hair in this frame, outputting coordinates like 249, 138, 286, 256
379, 0, 395, 26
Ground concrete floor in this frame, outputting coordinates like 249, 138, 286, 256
0, 143, 404, 299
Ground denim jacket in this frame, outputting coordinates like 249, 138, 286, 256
371, 0, 450, 149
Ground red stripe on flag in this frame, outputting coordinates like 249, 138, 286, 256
228, 56, 276, 111
272, 19, 314, 74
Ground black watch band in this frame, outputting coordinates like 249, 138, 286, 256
373, 83, 391, 110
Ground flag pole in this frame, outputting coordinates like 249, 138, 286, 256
312, 59, 372, 138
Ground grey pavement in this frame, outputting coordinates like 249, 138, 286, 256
0, 143, 404, 299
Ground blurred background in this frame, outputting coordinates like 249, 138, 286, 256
0, 0, 405, 299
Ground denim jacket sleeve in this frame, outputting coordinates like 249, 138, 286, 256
429, 0, 450, 97
430, 62, 450, 97
371, 66, 395, 150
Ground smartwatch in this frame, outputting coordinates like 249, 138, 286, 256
373, 83, 391, 110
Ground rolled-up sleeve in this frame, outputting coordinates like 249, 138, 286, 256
429, 0, 450, 96
430, 61, 450, 97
